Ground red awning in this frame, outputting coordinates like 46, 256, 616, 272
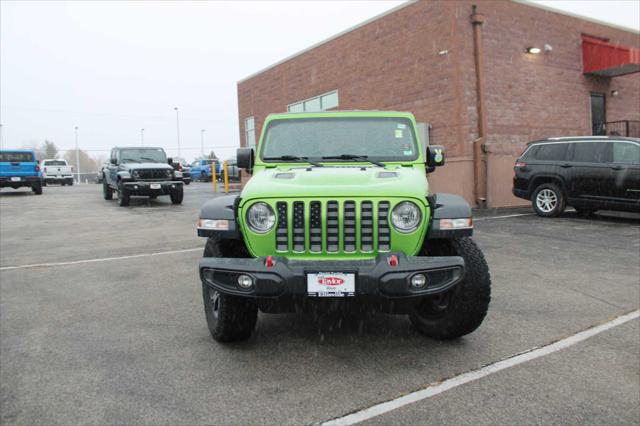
582, 35, 640, 77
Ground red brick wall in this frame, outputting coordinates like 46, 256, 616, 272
237, 0, 640, 207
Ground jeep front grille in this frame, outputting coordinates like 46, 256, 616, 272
274, 200, 391, 254
135, 169, 170, 181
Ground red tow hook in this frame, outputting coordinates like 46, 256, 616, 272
388, 255, 398, 267
265, 256, 274, 268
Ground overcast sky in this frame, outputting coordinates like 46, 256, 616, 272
1, 0, 638, 164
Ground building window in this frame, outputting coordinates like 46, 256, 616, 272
287, 90, 339, 113
245, 117, 255, 148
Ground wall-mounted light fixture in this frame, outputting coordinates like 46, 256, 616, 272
611, 90, 619, 97
526, 47, 542, 54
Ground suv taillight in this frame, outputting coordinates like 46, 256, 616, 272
178, 164, 182, 171
35, 165, 40, 172
515, 161, 526, 168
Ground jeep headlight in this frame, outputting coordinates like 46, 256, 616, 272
391, 201, 421, 233
165, 169, 172, 178
132, 170, 140, 179
246, 202, 275, 233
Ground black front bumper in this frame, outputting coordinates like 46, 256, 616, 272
122, 180, 182, 195
200, 253, 465, 300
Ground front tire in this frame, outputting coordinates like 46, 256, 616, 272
170, 185, 183, 204
410, 238, 491, 340
117, 181, 130, 206
103, 179, 113, 200
202, 237, 257, 342
532, 183, 565, 217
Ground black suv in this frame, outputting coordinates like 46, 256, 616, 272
513, 137, 640, 217
103, 146, 184, 206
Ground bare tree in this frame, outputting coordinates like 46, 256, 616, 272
42, 140, 59, 158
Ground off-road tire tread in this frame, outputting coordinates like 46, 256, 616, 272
103, 179, 113, 200
32, 181, 43, 195
202, 237, 257, 342
170, 186, 183, 204
118, 182, 130, 206
410, 238, 491, 340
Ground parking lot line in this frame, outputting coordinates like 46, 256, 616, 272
322, 309, 640, 426
474, 213, 535, 221
0, 247, 202, 271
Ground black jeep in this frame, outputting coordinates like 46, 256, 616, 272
513, 137, 640, 217
103, 147, 184, 206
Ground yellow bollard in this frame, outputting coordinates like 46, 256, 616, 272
211, 161, 217, 193
223, 160, 229, 193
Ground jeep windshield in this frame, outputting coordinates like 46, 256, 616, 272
260, 117, 419, 163
120, 148, 167, 164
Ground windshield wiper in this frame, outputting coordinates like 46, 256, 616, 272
121, 158, 140, 163
139, 157, 159, 163
263, 155, 324, 167
320, 154, 385, 167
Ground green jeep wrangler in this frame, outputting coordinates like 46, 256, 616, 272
197, 111, 490, 342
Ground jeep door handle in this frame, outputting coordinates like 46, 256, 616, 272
611, 165, 624, 171
560, 163, 572, 168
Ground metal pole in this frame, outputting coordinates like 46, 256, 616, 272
223, 160, 229, 194
174, 107, 181, 158
201, 129, 205, 157
212, 160, 217, 193
74, 126, 80, 183
141, 128, 144, 146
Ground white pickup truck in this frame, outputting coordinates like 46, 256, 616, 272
42, 159, 74, 186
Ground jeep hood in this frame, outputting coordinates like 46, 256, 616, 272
122, 163, 172, 171
241, 166, 428, 201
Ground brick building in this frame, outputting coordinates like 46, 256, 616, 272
237, 0, 640, 207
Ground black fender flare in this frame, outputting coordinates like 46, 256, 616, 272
426, 193, 473, 239
198, 195, 241, 239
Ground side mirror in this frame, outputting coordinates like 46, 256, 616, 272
110, 158, 117, 165
237, 147, 255, 172
426, 145, 445, 168
167, 157, 173, 165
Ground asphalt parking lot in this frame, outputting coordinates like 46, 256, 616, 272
1, 183, 639, 425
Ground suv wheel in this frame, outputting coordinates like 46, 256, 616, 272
410, 238, 491, 340
202, 237, 257, 342
117, 181, 130, 206
532, 183, 565, 217
103, 179, 113, 200
170, 186, 183, 204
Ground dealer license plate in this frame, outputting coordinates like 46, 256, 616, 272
150, 183, 161, 189
307, 272, 355, 297
10, 177, 21, 182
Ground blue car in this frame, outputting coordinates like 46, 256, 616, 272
190, 159, 217, 182
0, 150, 43, 194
